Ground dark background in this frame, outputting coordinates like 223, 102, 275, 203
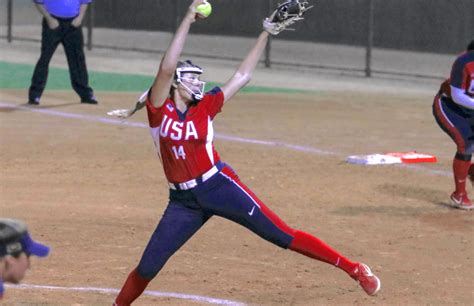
94, 0, 473, 54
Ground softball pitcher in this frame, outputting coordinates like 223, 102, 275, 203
433, 40, 474, 210
109, 1, 381, 304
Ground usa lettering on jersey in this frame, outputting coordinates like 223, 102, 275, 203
159, 114, 198, 141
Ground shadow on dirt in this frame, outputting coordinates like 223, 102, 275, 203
332, 184, 453, 217
377, 183, 448, 205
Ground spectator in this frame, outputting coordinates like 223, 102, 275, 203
28, 0, 98, 105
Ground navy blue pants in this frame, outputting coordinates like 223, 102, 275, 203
433, 94, 474, 155
137, 164, 296, 279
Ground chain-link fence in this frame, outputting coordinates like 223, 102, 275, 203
2, 0, 473, 79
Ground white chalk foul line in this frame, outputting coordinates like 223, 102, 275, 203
5, 283, 246, 305
0, 102, 450, 177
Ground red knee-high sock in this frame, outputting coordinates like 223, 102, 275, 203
289, 230, 358, 275
453, 157, 471, 194
114, 268, 151, 306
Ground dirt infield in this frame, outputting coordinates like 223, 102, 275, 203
0, 88, 472, 305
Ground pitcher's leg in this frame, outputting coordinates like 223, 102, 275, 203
289, 230, 357, 272
115, 201, 210, 306
202, 168, 294, 247
199, 166, 380, 295
205, 167, 358, 273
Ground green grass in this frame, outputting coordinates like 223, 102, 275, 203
0, 61, 307, 94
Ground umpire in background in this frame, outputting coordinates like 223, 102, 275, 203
28, 0, 98, 105
0, 219, 50, 300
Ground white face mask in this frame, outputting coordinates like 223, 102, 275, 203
176, 68, 206, 101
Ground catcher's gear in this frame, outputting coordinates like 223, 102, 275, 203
263, 0, 313, 35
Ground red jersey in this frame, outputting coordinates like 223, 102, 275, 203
146, 87, 224, 183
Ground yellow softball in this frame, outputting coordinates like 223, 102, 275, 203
196, 1, 212, 18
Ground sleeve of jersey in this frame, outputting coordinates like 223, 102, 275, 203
202, 87, 225, 119
450, 86, 474, 109
450, 55, 468, 89
145, 96, 164, 128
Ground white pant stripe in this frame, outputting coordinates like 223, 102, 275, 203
219, 172, 261, 209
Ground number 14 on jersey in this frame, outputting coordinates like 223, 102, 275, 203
172, 145, 186, 159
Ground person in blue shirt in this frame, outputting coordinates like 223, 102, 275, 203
28, 0, 97, 105
0, 219, 50, 300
